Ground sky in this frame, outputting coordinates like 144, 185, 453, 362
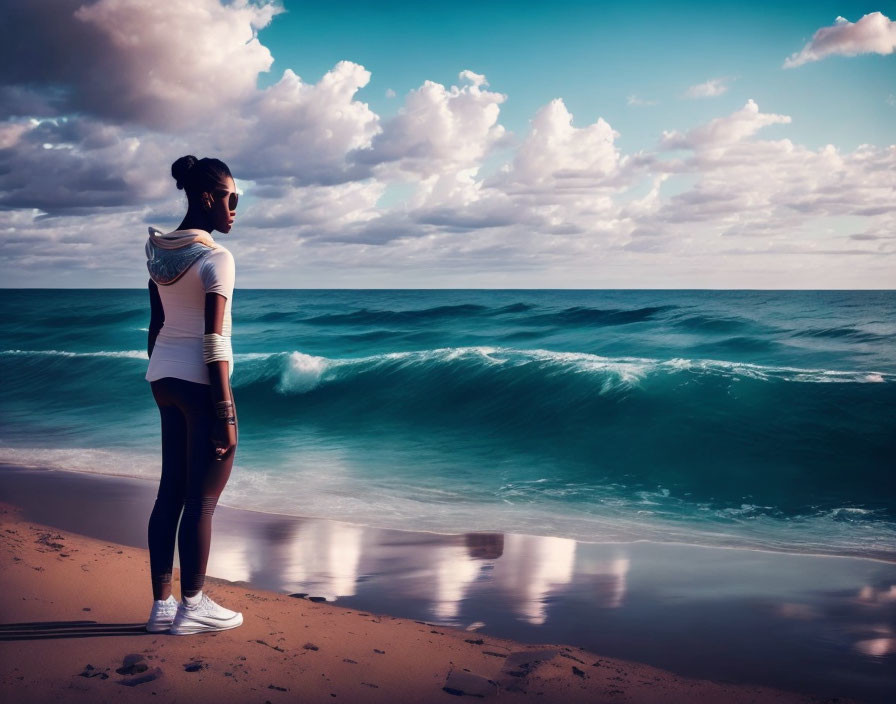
0, 0, 894, 288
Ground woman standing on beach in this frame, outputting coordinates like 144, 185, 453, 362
142, 155, 242, 635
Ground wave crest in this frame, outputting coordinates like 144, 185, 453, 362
244, 346, 891, 395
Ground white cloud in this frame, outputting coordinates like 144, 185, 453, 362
650, 141, 896, 228
0, 116, 177, 213
353, 71, 507, 179
661, 99, 791, 150
1, 0, 283, 130
784, 12, 896, 68
0, 119, 35, 150
684, 77, 731, 98
495, 98, 626, 191
226, 62, 381, 186
0, 58, 383, 212
458, 70, 489, 88
627, 94, 658, 107
237, 180, 385, 232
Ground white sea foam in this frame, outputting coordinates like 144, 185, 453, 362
0, 446, 159, 479
1, 348, 147, 359
265, 346, 892, 391
2, 345, 891, 386
235, 352, 279, 361
276, 351, 331, 393
1, 348, 279, 363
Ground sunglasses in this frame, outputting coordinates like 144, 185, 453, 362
213, 189, 239, 211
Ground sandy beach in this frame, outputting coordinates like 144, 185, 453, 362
2, 464, 891, 703
0, 506, 848, 704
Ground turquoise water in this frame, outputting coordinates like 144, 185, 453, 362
1, 289, 894, 560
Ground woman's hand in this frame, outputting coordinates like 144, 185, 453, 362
211, 415, 237, 461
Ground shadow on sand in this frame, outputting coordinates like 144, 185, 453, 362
0, 621, 149, 641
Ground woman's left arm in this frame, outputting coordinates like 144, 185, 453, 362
147, 279, 164, 358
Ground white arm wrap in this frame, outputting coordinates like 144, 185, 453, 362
203, 332, 232, 364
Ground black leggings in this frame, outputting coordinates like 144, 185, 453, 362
148, 376, 237, 599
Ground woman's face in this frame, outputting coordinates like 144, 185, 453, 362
208, 176, 237, 234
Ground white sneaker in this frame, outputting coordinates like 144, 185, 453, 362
169, 593, 243, 635
145, 595, 178, 632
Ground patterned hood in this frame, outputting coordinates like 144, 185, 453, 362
145, 226, 216, 285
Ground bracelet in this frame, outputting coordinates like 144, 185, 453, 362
203, 332, 232, 364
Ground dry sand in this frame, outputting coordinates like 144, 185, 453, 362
0, 501, 854, 704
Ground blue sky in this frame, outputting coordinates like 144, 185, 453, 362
258, 0, 894, 151
0, 0, 893, 288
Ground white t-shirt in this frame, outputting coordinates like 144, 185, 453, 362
145, 246, 235, 385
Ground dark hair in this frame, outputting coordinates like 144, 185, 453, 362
171, 155, 232, 196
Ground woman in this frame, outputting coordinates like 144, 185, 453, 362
143, 155, 242, 635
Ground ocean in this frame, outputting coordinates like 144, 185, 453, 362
1, 289, 894, 561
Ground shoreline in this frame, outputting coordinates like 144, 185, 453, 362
1, 463, 894, 702
3, 455, 894, 566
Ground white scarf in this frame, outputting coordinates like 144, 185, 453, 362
147, 227, 219, 250
145, 227, 219, 285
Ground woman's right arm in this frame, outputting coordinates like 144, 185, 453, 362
200, 248, 237, 461
205, 292, 236, 461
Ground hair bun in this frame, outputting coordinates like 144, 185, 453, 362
171, 155, 199, 190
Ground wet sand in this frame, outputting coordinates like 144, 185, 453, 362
1, 463, 894, 702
